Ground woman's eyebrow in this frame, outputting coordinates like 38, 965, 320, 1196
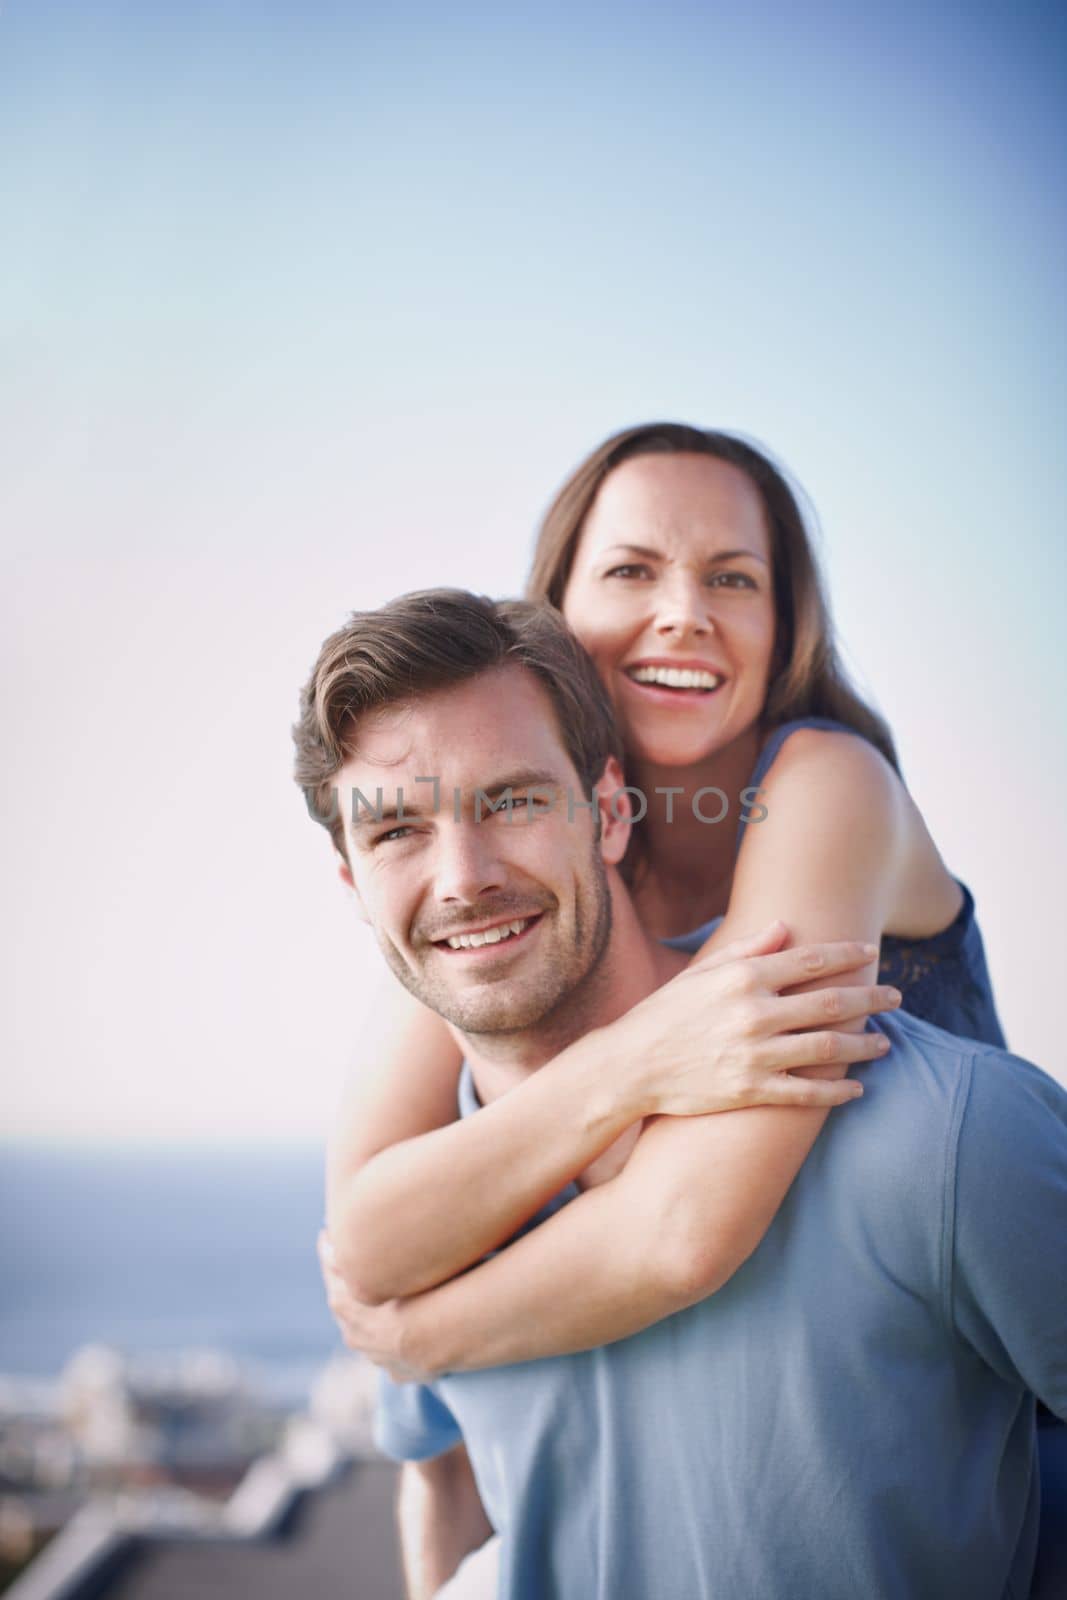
599, 541, 769, 566
710, 547, 770, 565
598, 543, 662, 559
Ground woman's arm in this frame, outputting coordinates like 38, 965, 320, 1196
326, 969, 650, 1302
325, 730, 912, 1373
328, 923, 890, 1303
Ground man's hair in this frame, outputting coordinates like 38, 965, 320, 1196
293, 589, 623, 858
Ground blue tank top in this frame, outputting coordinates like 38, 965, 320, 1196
695, 715, 1008, 1049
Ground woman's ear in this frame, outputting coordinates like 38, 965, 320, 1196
337, 853, 371, 923
592, 755, 633, 867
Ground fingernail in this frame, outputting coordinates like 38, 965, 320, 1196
862, 943, 878, 959
850, 1085, 864, 1098
887, 989, 902, 1007
876, 1036, 890, 1052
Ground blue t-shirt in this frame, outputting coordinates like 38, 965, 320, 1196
377, 1009, 1067, 1599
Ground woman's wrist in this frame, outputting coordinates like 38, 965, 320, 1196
551, 1021, 659, 1130
395, 1292, 448, 1381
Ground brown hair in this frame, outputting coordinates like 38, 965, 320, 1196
293, 588, 623, 858
526, 421, 899, 770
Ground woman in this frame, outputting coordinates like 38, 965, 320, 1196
318, 424, 1060, 1590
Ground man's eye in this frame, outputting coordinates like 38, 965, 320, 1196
375, 826, 414, 846
508, 794, 552, 814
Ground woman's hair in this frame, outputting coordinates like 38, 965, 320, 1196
293, 588, 623, 859
526, 421, 899, 771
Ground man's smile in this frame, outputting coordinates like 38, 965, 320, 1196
428, 913, 545, 957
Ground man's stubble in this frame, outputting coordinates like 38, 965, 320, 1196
378, 842, 615, 1054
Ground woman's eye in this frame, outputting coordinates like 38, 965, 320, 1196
707, 570, 757, 589
604, 563, 651, 580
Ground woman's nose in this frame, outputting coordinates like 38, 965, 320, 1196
653, 576, 714, 638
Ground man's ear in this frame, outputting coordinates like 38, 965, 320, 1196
592, 756, 632, 867
336, 853, 371, 924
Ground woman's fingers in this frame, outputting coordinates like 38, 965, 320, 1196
685, 936, 877, 987
318, 1231, 359, 1327
730, 940, 880, 991
763, 1073, 869, 1108
693, 920, 789, 969
760, 1025, 893, 1073
766, 984, 901, 1035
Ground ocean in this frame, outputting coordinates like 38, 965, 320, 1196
0, 1144, 341, 1405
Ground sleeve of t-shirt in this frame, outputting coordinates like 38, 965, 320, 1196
374, 1369, 464, 1462
950, 1048, 1067, 1418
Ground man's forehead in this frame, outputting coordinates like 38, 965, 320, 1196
340, 666, 574, 782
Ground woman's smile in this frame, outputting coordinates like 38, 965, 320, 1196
561, 452, 776, 768
621, 656, 729, 703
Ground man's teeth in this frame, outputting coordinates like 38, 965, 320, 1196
445, 918, 531, 951
629, 666, 723, 690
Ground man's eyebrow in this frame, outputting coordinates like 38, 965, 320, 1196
476, 769, 562, 796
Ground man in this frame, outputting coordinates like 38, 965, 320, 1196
295, 590, 1067, 1600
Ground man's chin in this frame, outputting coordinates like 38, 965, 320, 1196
423, 984, 560, 1037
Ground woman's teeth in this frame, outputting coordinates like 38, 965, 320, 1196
628, 666, 723, 691
445, 918, 531, 951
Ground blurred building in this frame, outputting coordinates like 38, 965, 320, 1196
2, 1348, 403, 1600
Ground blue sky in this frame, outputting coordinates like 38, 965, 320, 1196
2, 1, 1064, 1139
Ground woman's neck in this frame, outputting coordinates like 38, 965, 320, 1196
625, 724, 766, 938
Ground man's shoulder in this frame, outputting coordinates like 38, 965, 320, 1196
886, 1008, 1066, 1126
848, 1010, 1067, 1215
852, 1007, 973, 1128
952, 1031, 1067, 1188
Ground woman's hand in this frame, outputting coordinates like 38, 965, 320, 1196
616, 922, 899, 1117
318, 1231, 434, 1383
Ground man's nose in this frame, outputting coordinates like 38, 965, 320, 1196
434, 822, 507, 903
653, 574, 714, 638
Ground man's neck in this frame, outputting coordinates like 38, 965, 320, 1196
459, 873, 687, 1104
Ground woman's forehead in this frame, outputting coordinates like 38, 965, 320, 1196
580, 452, 771, 554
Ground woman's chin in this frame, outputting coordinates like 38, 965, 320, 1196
625, 728, 733, 772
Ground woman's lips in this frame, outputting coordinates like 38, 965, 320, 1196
621, 670, 726, 704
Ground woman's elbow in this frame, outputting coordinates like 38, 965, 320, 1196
653, 1209, 758, 1305
332, 1247, 400, 1308
328, 1182, 397, 1306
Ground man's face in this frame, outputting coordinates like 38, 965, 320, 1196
337, 666, 625, 1038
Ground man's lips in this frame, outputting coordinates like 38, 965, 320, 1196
425, 912, 545, 955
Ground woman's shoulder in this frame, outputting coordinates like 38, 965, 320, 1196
750, 716, 894, 794
733, 716, 924, 926
745, 717, 900, 825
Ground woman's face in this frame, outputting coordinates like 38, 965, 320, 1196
560, 453, 777, 770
